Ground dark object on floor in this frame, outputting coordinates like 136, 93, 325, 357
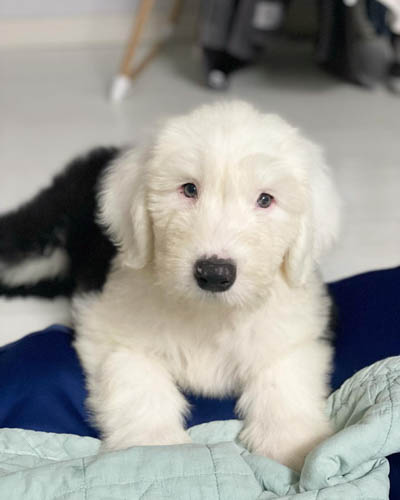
203, 48, 248, 90
199, 1, 399, 92
388, 33, 400, 92
316, 0, 390, 87
200, 0, 286, 88
0, 267, 399, 497
388, 59, 400, 91
0, 147, 119, 298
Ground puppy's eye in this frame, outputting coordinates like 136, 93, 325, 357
257, 193, 274, 208
182, 183, 198, 199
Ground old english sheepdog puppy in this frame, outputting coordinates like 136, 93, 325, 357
0, 101, 340, 470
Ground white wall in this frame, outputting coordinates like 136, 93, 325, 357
0, 0, 138, 18
0, 0, 199, 48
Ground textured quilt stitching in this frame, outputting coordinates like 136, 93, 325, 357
206, 445, 221, 500
314, 483, 382, 500
375, 372, 394, 457
22, 432, 58, 462
331, 371, 400, 399
330, 379, 400, 419
0, 449, 59, 461
52, 471, 252, 499
137, 482, 155, 500
330, 401, 400, 421
82, 456, 88, 500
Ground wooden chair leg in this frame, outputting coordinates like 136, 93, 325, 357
110, 0, 155, 101
168, 0, 184, 26
110, 0, 184, 101
119, 0, 156, 78
129, 0, 184, 80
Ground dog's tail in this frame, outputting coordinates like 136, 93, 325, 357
0, 147, 119, 298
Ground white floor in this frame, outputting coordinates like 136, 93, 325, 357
0, 41, 399, 343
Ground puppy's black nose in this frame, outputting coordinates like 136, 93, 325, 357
194, 257, 236, 292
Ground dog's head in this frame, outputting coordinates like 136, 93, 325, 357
100, 101, 340, 308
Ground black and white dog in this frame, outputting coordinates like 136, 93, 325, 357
0, 147, 120, 298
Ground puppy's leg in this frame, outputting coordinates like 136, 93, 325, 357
87, 348, 191, 451
237, 340, 333, 471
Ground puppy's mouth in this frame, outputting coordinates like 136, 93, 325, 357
193, 257, 236, 293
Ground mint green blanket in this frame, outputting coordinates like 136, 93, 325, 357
0, 357, 398, 499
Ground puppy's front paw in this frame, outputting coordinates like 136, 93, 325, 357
239, 418, 333, 471
101, 427, 192, 453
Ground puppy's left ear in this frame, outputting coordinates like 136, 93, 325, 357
284, 145, 340, 287
99, 148, 152, 269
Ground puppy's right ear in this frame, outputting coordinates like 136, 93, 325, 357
283, 144, 340, 287
98, 148, 152, 269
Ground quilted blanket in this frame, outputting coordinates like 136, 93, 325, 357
0, 356, 398, 499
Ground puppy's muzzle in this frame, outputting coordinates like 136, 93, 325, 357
194, 257, 236, 292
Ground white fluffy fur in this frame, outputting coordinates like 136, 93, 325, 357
73, 101, 340, 470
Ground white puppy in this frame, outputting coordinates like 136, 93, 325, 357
74, 101, 340, 470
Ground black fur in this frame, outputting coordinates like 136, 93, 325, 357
0, 147, 120, 297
